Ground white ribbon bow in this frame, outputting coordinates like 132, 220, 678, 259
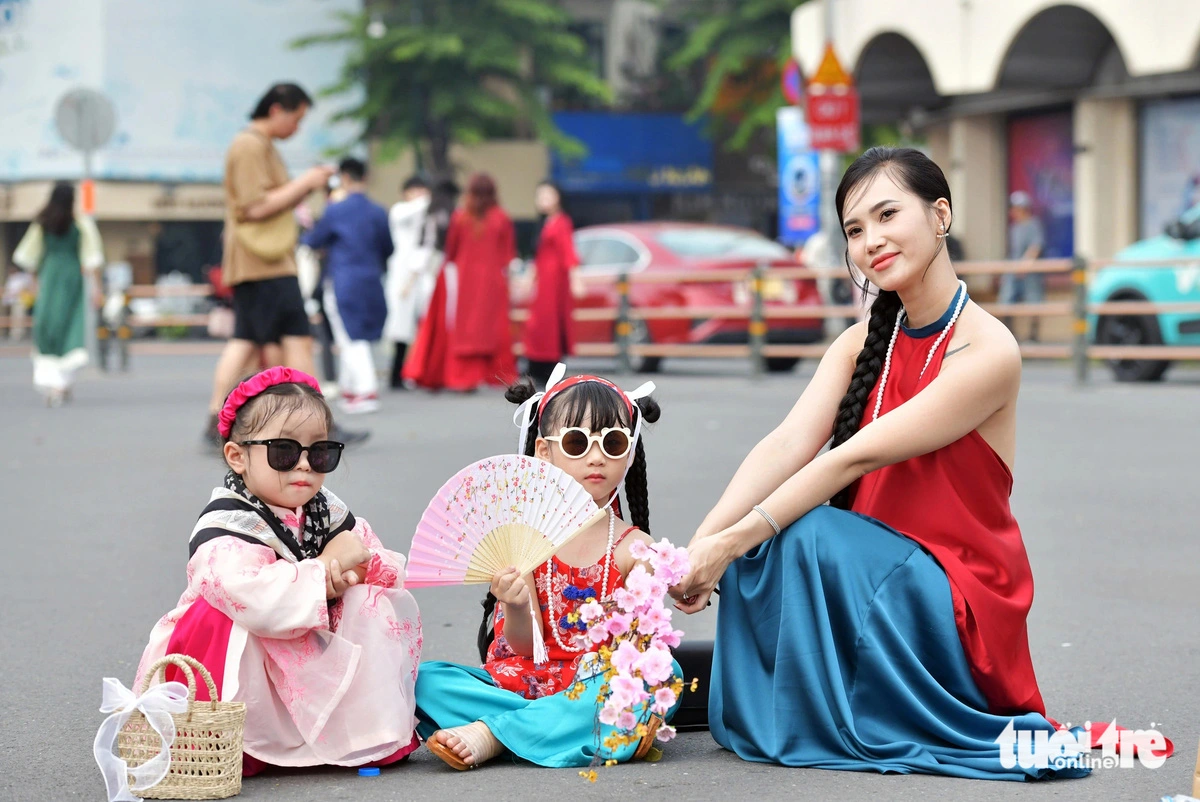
620, 379, 656, 487
93, 677, 189, 802
512, 362, 567, 452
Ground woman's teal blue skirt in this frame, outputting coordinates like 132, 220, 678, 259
711, 506, 1088, 781
415, 658, 682, 768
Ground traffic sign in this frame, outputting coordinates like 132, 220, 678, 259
781, 58, 803, 106
804, 43, 860, 153
54, 88, 116, 153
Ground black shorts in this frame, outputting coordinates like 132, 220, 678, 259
231, 276, 311, 345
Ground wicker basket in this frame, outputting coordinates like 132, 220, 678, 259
118, 654, 246, 800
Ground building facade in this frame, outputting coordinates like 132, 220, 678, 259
792, 0, 1200, 262
0, 0, 726, 283
0, 0, 369, 282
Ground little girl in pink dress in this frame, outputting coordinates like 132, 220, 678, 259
135, 368, 422, 774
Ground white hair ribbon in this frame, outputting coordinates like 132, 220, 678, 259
512, 362, 567, 452
619, 380, 655, 487
624, 380, 655, 402
93, 677, 189, 802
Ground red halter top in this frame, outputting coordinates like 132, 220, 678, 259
849, 308, 1045, 717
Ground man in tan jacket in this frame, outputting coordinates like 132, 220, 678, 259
203, 83, 366, 446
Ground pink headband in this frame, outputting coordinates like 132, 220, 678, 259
217, 367, 322, 438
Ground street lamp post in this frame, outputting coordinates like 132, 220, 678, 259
806, 0, 860, 278
819, 0, 840, 275
54, 88, 116, 366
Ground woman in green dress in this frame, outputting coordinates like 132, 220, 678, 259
13, 183, 105, 405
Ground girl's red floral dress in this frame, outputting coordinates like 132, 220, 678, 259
485, 527, 636, 699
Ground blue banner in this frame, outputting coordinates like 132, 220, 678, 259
777, 107, 820, 247
550, 112, 713, 194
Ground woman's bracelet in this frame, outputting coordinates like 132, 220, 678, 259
752, 504, 781, 536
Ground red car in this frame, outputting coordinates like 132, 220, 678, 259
511, 222, 825, 373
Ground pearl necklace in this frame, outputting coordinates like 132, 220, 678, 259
872, 279, 968, 422
542, 505, 616, 653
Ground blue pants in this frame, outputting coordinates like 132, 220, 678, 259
415, 659, 682, 768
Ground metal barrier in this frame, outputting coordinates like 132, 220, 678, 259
0, 282, 214, 369
4, 255, 1199, 382
555, 255, 1200, 383
554, 259, 1078, 374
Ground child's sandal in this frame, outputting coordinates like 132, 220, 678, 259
426, 723, 503, 771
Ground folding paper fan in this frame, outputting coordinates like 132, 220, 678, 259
405, 454, 607, 588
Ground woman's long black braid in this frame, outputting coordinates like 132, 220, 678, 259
827, 289, 903, 510
476, 376, 659, 661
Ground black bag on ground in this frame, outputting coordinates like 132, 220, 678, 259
671, 639, 713, 731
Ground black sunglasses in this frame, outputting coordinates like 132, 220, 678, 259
239, 439, 344, 473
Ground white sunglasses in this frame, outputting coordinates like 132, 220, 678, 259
542, 427, 633, 460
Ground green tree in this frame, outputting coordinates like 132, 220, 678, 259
293, 0, 611, 179
669, 0, 806, 151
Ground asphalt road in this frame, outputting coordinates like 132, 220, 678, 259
2, 353, 1197, 801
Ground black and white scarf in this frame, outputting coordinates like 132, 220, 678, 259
188, 470, 356, 561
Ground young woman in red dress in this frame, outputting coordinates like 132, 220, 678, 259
522, 181, 583, 389
403, 173, 517, 391
669, 147, 1097, 780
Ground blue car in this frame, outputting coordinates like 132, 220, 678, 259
1089, 204, 1200, 381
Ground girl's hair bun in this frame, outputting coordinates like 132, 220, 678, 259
636, 395, 661, 424
505, 376, 537, 405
